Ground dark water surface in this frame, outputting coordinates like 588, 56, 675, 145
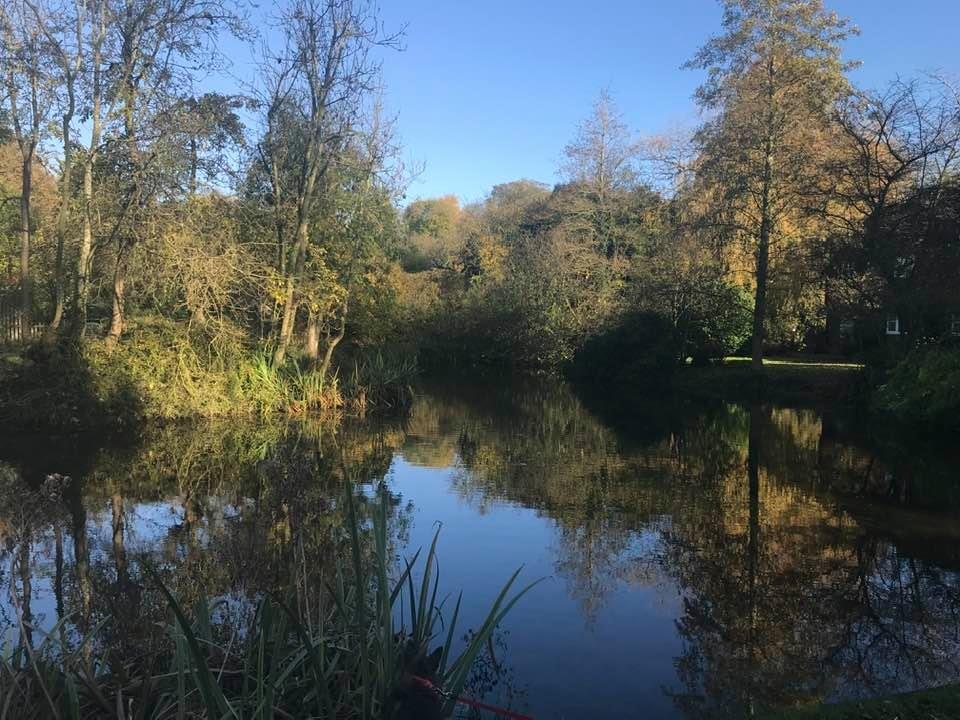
2, 377, 960, 718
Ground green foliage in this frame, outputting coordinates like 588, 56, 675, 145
572, 311, 679, 384
681, 280, 753, 364
0, 319, 417, 430
343, 349, 418, 411
238, 349, 343, 414
874, 344, 960, 429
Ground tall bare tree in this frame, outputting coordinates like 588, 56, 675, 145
24, 0, 84, 332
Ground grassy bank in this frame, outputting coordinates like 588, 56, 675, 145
0, 319, 417, 432
670, 356, 866, 406
764, 683, 960, 720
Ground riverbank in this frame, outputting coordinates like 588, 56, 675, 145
765, 683, 960, 719
0, 319, 416, 432
672, 356, 866, 407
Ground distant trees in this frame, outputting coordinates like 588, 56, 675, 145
1, 0, 958, 395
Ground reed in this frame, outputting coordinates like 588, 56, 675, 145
0, 486, 537, 718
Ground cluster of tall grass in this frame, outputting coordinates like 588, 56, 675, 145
0, 319, 419, 430
343, 351, 419, 413
0, 488, 536, 719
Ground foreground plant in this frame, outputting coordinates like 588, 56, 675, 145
0, 487, 537, 719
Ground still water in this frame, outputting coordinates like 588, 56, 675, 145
2, 377, 960, 718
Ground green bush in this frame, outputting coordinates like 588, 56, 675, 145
874, 344, 960, 429
572, 311, 679, 384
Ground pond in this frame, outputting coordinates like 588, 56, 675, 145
2, 376, 960, 719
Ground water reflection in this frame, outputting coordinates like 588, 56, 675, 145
1, 378, 959, 718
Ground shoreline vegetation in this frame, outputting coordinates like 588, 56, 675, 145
764, 683, 960, 720
0, 486, 537, 719
0, 318, 418, 432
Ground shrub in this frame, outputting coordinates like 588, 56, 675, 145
873, 344, 960, 429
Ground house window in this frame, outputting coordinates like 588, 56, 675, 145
951, 314, 960, 336
885, 314, 900, 336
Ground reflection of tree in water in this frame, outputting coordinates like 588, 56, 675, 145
2, 378, 960, 716
405, 381, 960, 715
663, 405, 960, 719
0, 417, 414, 671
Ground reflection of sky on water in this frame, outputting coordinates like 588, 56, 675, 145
2, 378, 960, 719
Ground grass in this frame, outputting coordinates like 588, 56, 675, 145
671, 355, 866, 405
763, 683, 960, 720
0, 485, 538, 718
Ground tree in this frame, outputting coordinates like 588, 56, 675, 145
261, 0, 400, 365
101, 0, 240, 347
818, 79, 960, 335
23, 0, 84, 332
560, 89, 639, 257
687, 0, 856, 368
72, 0, 108, 336
0, 0, 53, 326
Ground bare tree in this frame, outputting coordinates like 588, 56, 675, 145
24, 0, 84, 332
0, 0, 53, 327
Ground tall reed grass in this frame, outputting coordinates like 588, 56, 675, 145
0, 487, 536, 718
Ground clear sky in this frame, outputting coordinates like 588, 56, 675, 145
224, 0, 960, 204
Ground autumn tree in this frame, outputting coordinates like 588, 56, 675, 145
687, 0, 856, 368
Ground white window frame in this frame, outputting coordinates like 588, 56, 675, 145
885, 314, 900, 336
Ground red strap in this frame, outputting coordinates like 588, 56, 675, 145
410, 676, 534, 720
454, 694, 535, 720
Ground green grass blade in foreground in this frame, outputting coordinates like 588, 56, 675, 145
146, 566, 236, 719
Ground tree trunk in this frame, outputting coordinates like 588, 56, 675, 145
273, 218, 310, 364
72, 1, 104, 338
304, 308, 320, 367
74, 156, 95, 335
751, 57, 778, 371
19, 154, 33, 326
273, 277, 297, 364
49, 108, 74, 333
106, 252, 127, 348
318, 299, 348, 382
751, 201, 771, 370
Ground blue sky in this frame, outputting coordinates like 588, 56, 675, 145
224, 0, 959, 203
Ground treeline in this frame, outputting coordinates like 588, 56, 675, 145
1, 0, 959, 424
395, 5, 960, 379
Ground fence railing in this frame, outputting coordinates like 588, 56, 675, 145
0, 304, 45, 344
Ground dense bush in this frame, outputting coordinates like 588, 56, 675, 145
873, 344, 960, 429
572, 311, 679, 384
